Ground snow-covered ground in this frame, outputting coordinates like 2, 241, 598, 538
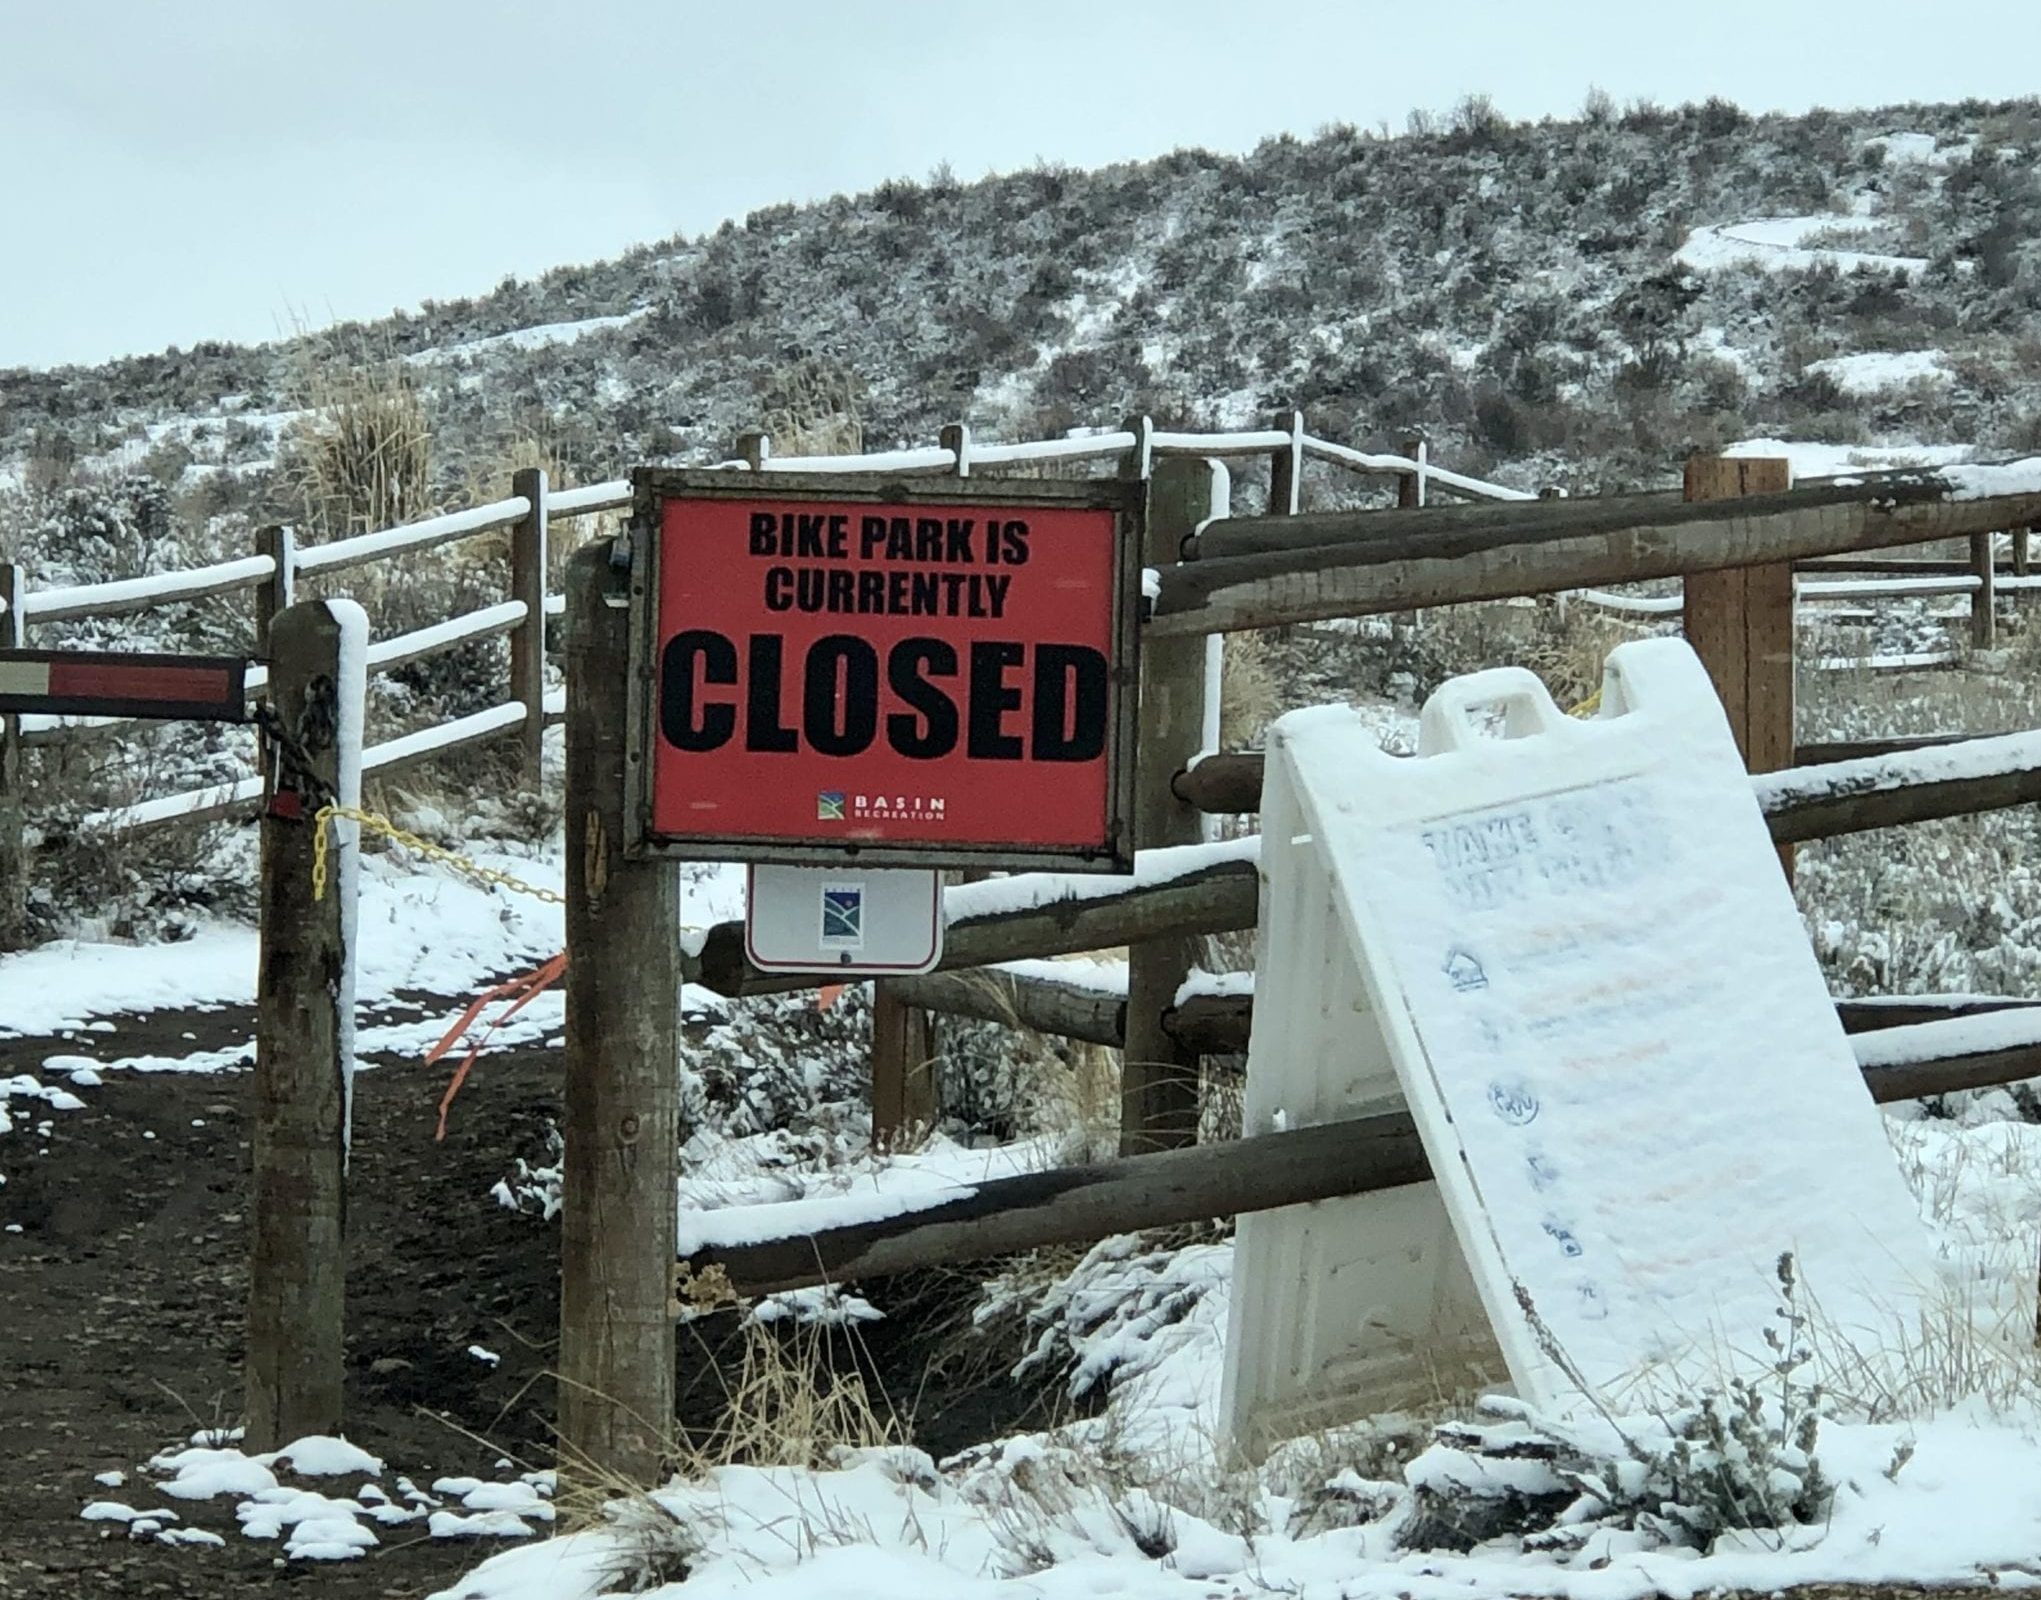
1807, 349, 1953, 394
1724, 435, 1978, 478
82, 1430, 554, 1562
13, 775, 2041, 1596
432, 1116, 2041, 1600
1676, 215, 1930, 277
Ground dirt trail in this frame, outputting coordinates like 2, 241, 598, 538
0, 1005, 564, 1599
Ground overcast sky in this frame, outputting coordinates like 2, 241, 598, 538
3, 0, 2034, 371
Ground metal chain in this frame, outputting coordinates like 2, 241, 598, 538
311, 803, 565, 906
253, 689, 339, 810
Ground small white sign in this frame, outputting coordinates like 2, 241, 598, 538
744, 865, 944, 976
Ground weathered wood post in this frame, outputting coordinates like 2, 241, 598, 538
1267, 410, 1304, 517
1122, 457, 1222, 1154
870, 990, 936, 1149
0, 562, 25, 947
559, 541, 681, 1485
939, 421, 973, 478
2016, 525, 2033, 579
866, 426, 975, 1147
252, 525, 294, 655
734, 431, 770, 472
247, 597, 366, 1449
1398, 434, 1428, 509
1971, 529, 1998, 651
1681, 455, 1795, 873
508, 467, 550, 790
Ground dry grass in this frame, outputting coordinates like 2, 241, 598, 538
679, 1317, 899, 1473
1219, 629, 1280, 750
756, 358, 865, 459
280, 339, 432, 540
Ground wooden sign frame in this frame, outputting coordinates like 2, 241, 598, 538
623, 468, 1144, 873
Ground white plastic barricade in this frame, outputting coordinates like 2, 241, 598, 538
1221, 638, 1935, 1458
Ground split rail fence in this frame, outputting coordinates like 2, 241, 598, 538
654, 439, 2041, 1296
3, 414, 2030, 928
0, 415, 1522, 935
8, 407, 2041, 1485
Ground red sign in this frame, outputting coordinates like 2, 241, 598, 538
0, 649, 248, 721
633, 473, 1140, 872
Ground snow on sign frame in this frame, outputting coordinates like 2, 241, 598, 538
1221, 638, 1938, 1459
624, 468, 1143, 872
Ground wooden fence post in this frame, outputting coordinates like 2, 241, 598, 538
1122, 457, 1222, 1154
1971, 529, 1998, 651
734, 431, 770, 471
1399, 434, 1428, 510
509, 467, 549, 790
868, 421, 975, 1146
2016, 525, 2033, 579
252, 525, 294, 656
247, 598, 366, 1450
559, 541, 681, 1486
1268, 410, 1303, 517
1681, 455, 1795, 873
0, 562, 24, 948
940, 422, 972, 478
871, 989, 936, 1149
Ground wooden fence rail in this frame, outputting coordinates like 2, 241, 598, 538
0, 415, 1520, 898
684, 1010, 2041, 1300
680, 731, 2041, 1002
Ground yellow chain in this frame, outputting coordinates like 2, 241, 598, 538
311, 804, 566, 906
1569, 686, 1603, 718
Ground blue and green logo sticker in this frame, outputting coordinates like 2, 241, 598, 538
820, 884, 864, 948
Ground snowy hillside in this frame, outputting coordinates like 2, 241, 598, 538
2, 94, 2037, 522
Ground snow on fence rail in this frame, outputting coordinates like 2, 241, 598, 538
680, 998, 2041, 1298
5, 428, 2035, 861
3, 417, 1521, 847
682, 726, 2041, 1004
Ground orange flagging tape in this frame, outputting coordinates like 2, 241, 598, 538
424, 953, 567, 1140
816, 984, 847, 1010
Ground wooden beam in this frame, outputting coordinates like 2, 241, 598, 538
1758, 746, 2041, 846
252, 525, 293, 656
690, 851, 1261, 1000
507, 467, 549, 790
1681, 456, 1795, 774
1267, 410, 1303, 518
1150, 473, 2041, 636
558, 542, 681, 1486
1173, 752, 1267, 816
910, 967, 2037, 1057
684, 1034, 2041, 1299
688, 1109, 1431, 1298
1795, 558, 1981, 576
1162, 991, 1251, 1053
1972, 530, 1999, 650
1174, 732, 2037, 822
0, 562, 23, 948
870, 985, 936, 1150
888, 968, 1125, 1049
247, 600, 364, 1450
1124, 459, 1218, 1153
1794, 732, 2004, 765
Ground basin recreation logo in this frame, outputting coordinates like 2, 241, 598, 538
814, 790, 948, 825
819, 884, 864, 949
